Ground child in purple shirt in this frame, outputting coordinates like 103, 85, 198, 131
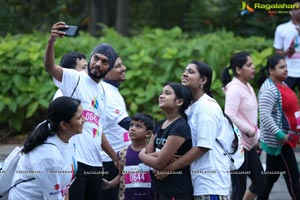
103, 113, 154, 200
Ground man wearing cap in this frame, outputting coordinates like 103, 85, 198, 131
45, 21, 119, 200
52, 51, 87, 100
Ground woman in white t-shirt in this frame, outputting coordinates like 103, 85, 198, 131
155, 61, 231, 199
8, 96, 85, 200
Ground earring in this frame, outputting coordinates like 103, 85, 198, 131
200, 85, 203, 88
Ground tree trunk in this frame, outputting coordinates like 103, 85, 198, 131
88, 0, 108, 36
116, 0, 129, 36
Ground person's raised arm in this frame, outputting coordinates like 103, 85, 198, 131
44, 21, 67, 82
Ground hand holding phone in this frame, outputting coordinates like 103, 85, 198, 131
60, 25, 79, 37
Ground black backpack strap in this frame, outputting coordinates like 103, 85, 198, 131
0, 177, 35, 198
44, 142, 57, 146
216, 138, 234, 163
71, 76, 80, 97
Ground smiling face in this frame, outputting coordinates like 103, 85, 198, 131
158, 85, 182, 112
88, 53, 110, 81
181, 63, 202, 90
105, 57, 126, 82
66, 105, 85, 135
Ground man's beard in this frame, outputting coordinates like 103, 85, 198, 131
87, 63, 109, 80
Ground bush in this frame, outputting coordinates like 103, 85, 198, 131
0, 28, 273, 135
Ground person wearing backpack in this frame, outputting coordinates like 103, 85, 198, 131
222, 52, 266, 200
154, 61, 231, 199
258, 55, 300, 200
8, 96, 85, 200
45, 21, 120, 200
53, 51, 87, 100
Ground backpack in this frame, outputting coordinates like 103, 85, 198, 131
216, 114, 244, 171
0, 146, 34, 200
0, 143, 56, 199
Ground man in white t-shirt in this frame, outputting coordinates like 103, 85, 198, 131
53, 51, 87, 99
274, 2, 300, 92
45, 21, 119, 200
101, 57, 131, 200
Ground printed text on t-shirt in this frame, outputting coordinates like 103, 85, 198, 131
83, 110, 99, 126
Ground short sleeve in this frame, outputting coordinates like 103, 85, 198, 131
168, 119, 191, 139
195, 113, 217, 149
273, 26, 283, 50
53, 68, 80, 97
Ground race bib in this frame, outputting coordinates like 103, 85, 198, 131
123, 131, 130, 142
123, 163, 151, 188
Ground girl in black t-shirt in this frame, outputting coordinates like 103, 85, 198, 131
139, 82, 193, 200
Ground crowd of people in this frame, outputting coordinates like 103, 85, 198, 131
5, 3, 300, 199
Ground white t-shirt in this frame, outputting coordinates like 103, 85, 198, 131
186, 94, 230, 196
8, 135, 76, 200
52, 89, 63, 100
54, 69, 106, 166
274, 20, 300, 77
100, 81, 131, 162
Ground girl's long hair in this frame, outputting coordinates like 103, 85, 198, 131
22, 97, 81, 154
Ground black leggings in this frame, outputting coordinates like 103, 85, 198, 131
69, 162, 103, 200
262, 145, 300, 200
231, 147, 266, 200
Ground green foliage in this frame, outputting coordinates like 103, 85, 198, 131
0, 28, 273, 133
0, 0, 86, 36
2, 0, 287, 39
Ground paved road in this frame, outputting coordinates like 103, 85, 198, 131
0, 144, 295, 199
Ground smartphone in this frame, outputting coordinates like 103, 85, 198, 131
60, 25, 78, 37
